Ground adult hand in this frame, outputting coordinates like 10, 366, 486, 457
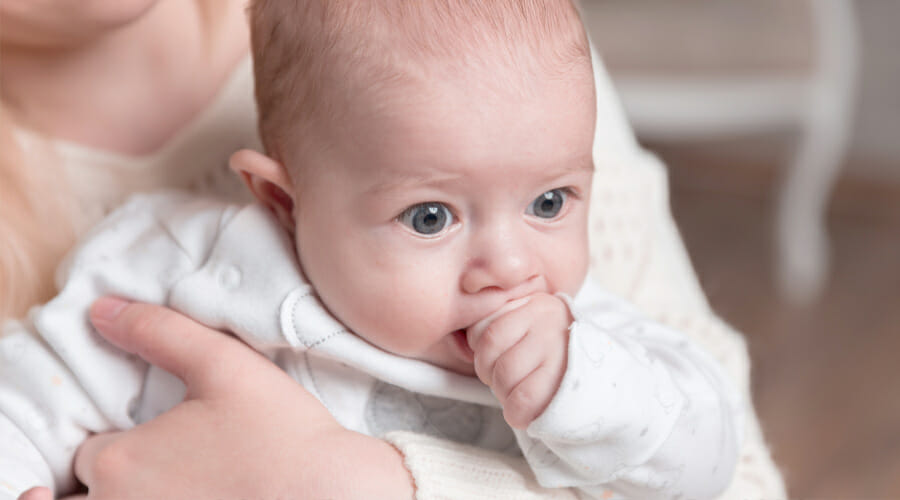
67, 297, 414, 500
15, 486, 83, 500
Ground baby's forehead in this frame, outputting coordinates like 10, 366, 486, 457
321, 74, 596, 190
338, 7, 595, 125
379, 3, 583, 58
355, 2, 590, 82
251, 0, 591, 168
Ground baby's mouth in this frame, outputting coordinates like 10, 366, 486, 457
452, 329, 474, 362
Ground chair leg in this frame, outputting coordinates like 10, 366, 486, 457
775, 0, 858, 304
776, 119, 843, 304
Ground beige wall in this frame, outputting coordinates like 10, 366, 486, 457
582, 0, 899, 182
850, 0, 900, 180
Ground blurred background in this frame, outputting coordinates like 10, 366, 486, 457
582, 1, 899, 497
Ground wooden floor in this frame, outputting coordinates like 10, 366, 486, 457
655, 142, 900, 499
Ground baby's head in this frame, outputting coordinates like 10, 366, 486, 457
233, 0, 596, 375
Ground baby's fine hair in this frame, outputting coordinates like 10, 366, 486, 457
248, 0, 589, 170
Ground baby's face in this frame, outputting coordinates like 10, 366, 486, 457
291, 61, 595, 376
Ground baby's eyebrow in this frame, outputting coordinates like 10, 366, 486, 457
364, 156, 592, 196
539, 156, 595, 181
560, 158, 594, 174
364, 170, 464, 195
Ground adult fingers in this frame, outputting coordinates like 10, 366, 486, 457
17, 487, 52, 500
18, 487, 86, 500
18, 486, 87, 500
72, 431, 122, 489
89, 297, 267, 396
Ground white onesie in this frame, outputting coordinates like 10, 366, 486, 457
0, 192, 742, 500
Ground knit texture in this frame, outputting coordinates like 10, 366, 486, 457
386, 431, 579, 500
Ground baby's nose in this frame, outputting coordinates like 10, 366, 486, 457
460, 234, 539, 295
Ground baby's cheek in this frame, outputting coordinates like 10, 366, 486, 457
383, 305, 447, 355
349, 285, 443, 355
347, 249, 459, 355
556, 253, 589, 297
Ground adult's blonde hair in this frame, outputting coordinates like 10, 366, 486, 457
248, 0, 589, 170
0, 105, 77, 321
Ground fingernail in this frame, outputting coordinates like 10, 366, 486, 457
91, 297, 129, 324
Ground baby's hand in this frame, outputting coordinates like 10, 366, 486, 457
466, 293, 572, 429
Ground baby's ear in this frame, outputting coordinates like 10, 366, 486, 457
229, 149, 296, 231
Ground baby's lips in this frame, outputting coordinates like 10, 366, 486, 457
465, 296, 533, 346
452, 329, 475, 362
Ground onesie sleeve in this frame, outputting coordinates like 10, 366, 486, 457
513, 282, 743, 500
0, 192, 235, 498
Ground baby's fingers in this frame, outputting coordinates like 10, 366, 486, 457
503, 363, 561, 429
466, 296, 531, 349
491, 330, 549, 403
471, 309, 531, 386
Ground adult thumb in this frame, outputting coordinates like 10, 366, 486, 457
88, 297, 265, 396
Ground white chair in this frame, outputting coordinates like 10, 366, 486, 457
581, 0, 859, 304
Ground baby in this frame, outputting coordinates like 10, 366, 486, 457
0, 1, 741, 498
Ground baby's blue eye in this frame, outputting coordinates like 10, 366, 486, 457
400, 202, 454, 236
528, 189, 566, 218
